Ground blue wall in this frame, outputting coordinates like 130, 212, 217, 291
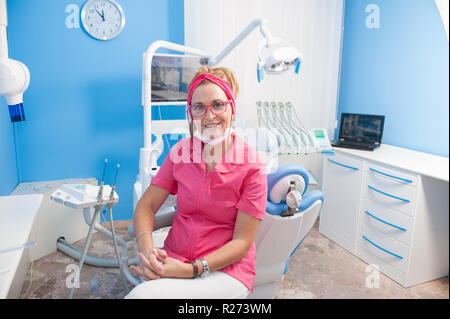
2, 0, 184, 219
338, 0, 449, 157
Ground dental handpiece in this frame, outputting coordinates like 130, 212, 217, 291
256, 101, 263, 127
97, 158, 108, 204
109, 164, 120, 201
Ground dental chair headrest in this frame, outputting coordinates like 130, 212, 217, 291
269, 174, 304, 204
267, 164, 309, 203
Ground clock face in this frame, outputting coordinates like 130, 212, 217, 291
81, 0, 125, 40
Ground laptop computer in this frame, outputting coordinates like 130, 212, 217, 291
331, 113, 385, 151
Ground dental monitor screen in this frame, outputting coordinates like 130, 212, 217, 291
151, 54, 203, 103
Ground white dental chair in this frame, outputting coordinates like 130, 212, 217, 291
249, 164, 324, 298
127, 163, 324, 299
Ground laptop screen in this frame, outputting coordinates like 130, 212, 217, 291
339, 113, 385, 144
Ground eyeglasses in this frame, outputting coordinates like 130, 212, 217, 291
188, 100, 232, 118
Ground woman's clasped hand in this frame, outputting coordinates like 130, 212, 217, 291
129, 248, 191, 280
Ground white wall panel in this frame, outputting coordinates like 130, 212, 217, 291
435, 0, 449, 41
185, 0, 344, 140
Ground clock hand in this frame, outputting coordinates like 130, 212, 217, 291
101, 9, 105, 21
95, 9, 105, 21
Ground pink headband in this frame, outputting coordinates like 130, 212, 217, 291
187, 73, 236, 116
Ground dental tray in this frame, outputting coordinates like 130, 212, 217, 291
50, 183, 119, 209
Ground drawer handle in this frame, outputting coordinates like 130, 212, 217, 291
368, 185, 411, 203
369, 168, 413, 183
365, 210, 407, 231
362, 235, 403, 259
328, 159, 359, 171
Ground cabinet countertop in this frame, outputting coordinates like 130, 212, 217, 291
330, 144, 449, 183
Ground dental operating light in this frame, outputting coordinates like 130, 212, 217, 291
0, 0, 30, 122
256, 36, 302, 82
264, 46, 301, 73
206, 18, 302, 82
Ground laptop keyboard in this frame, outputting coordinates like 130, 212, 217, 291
332, 140, 376, 150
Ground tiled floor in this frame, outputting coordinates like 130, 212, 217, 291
19, 219, 449, 299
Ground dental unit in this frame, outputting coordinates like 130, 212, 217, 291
50, 159, 138, 299
0, 0, 30, 122
256, 101, 322, 155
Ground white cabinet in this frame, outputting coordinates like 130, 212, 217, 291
319, 145, 449, 287
319, 153, 364, 254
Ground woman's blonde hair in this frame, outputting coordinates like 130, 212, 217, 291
187, 66, 239, 137
189, 66, 239, 99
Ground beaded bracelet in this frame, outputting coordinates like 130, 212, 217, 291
135, 230, 152, 242
188, 261, 199, 278
196, 258, 210, 278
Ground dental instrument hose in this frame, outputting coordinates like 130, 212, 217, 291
108, 205, 128, 288
107, 164, 129, 288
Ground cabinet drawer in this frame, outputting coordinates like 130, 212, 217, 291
364, 171, 417, 217
320, 154, 364, 253
361, 199, 413, 246
359, 223, 409, 273
325, 154, 364, 172
366, 162, 418, 188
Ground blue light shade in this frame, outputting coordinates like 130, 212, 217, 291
8, 103, 26, 122
257, 66, 264, 83
295, 59, 301, 74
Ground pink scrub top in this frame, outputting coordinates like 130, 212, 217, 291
150, 134, 267, 291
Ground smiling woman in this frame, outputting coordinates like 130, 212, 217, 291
126, 66, 268, 299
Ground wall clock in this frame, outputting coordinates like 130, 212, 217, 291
81, 0, 125, 40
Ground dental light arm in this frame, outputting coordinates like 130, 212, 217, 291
207, 18, 273, 66
0, 0, 30, 122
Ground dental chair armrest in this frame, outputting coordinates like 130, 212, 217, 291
266, 201, 288, 215
127, 207, 175, 238
298, 190, 324, 212
154, 207, 176, 230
